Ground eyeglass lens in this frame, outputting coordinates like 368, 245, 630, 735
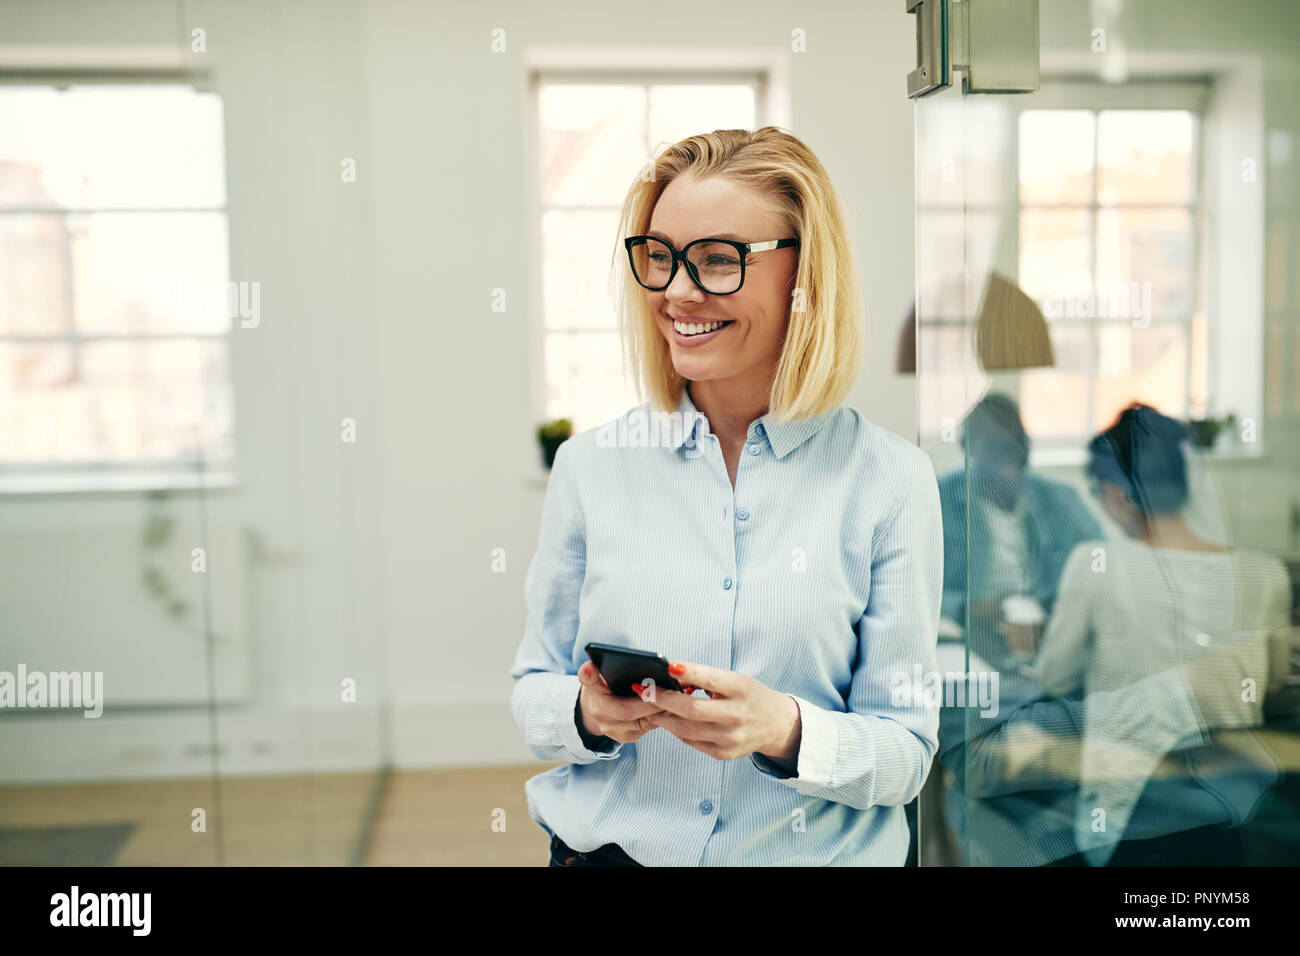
631, 238, 743, 294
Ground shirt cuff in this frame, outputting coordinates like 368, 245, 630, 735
558, 676, 623, 760
750, 695, 838, 786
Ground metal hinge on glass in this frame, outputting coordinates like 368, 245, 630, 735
907, 0, 1040, 99
906, 0, 950, 99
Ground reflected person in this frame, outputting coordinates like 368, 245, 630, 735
1035, 402, 1293, 864
938, 393, 1102, 663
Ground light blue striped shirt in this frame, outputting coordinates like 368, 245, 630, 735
509, 385, 944, 865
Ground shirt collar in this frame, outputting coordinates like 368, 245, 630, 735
668, 384, 835, 459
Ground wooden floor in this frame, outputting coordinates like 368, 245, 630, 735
365, 764, 555, 866
0, 764, 555, 866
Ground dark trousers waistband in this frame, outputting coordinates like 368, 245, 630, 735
548, 833, 643, 867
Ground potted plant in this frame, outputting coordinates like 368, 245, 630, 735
536, 418, 573, 469
1186, 412, 1237, 449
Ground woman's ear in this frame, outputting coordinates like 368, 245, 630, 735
1100, 481, 1135, 528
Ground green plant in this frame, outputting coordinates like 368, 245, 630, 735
141, 489, 192, 622
536, 418, 573, 442
1186, 412, 1237, 449
536, 418, 574, 469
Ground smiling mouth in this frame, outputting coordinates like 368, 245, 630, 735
671, 318, 735, 337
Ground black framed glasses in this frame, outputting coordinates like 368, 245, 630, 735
624, 235, 799, 296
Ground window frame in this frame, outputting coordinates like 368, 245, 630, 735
524, 54, 786, 473
1014, 93, 1203, 452
0, 72, 237, 494
915, 78, 1263, 465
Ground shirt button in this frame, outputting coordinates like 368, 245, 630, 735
1195, 632, 1212, 647
736, 508, 749, 520
699, 800, 713, 814
722, 577, 733, 590
748, 445, 760, 456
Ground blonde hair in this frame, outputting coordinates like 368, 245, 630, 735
612, 127, 865, 423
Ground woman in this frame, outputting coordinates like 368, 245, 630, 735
509, 127, 944, 866
1035, 403, 1292, 865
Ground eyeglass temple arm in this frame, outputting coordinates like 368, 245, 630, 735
743, 238, 799, 252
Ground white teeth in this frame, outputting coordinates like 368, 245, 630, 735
673, 319, 728, 336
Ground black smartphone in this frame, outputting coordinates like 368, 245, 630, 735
584, 642, 684, 698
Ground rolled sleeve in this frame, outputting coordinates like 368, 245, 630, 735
750, 694, 839, 784
753, 448, 944, 809
509, 441, 625, 765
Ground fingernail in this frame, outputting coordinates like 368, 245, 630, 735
668, 662, 685, 676
629, 682, 644, 694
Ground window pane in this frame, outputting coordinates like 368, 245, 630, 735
1189, 310, 1208, 416
1019, 209, 1093, 314
542, 208, 621, 332
0, 85, 226, 210
1096, 209, 1194, 320
1019, 110, 1095, 204
544, 331, 637, 433
1094, 322, 1188, 427
647, 84, 756, 150
0, 213, 75, 335
1096, 110, 1194, 205
0, 212, 231, 336
538, 79, 763, 432
538, 85, 647, 207
0, 339, 234, 463
1019, 325, 1091, 438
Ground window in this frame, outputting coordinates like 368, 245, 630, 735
916, 83, 1224, 459
0, 82, 235, 491
1017, 107, 1200, 444
534, 75, 759, 434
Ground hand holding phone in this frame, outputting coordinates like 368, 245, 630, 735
585, 642, 685, 698
576, 661, 667, 744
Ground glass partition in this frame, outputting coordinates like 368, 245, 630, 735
915, 0, 1300, 866
0, 0, 387, 867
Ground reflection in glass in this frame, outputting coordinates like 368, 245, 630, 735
916, 0, 1298, 867
1096, 110, 1195, 206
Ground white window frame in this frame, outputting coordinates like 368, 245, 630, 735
917, 75, 1266, 468
522, 48, 791, 480
1013, 81, 1208, 458
0, 72, 237, 495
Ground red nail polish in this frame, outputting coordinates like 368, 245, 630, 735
669, 662, 685, 676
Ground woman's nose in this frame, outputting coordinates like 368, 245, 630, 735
664, 261, 706, 302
